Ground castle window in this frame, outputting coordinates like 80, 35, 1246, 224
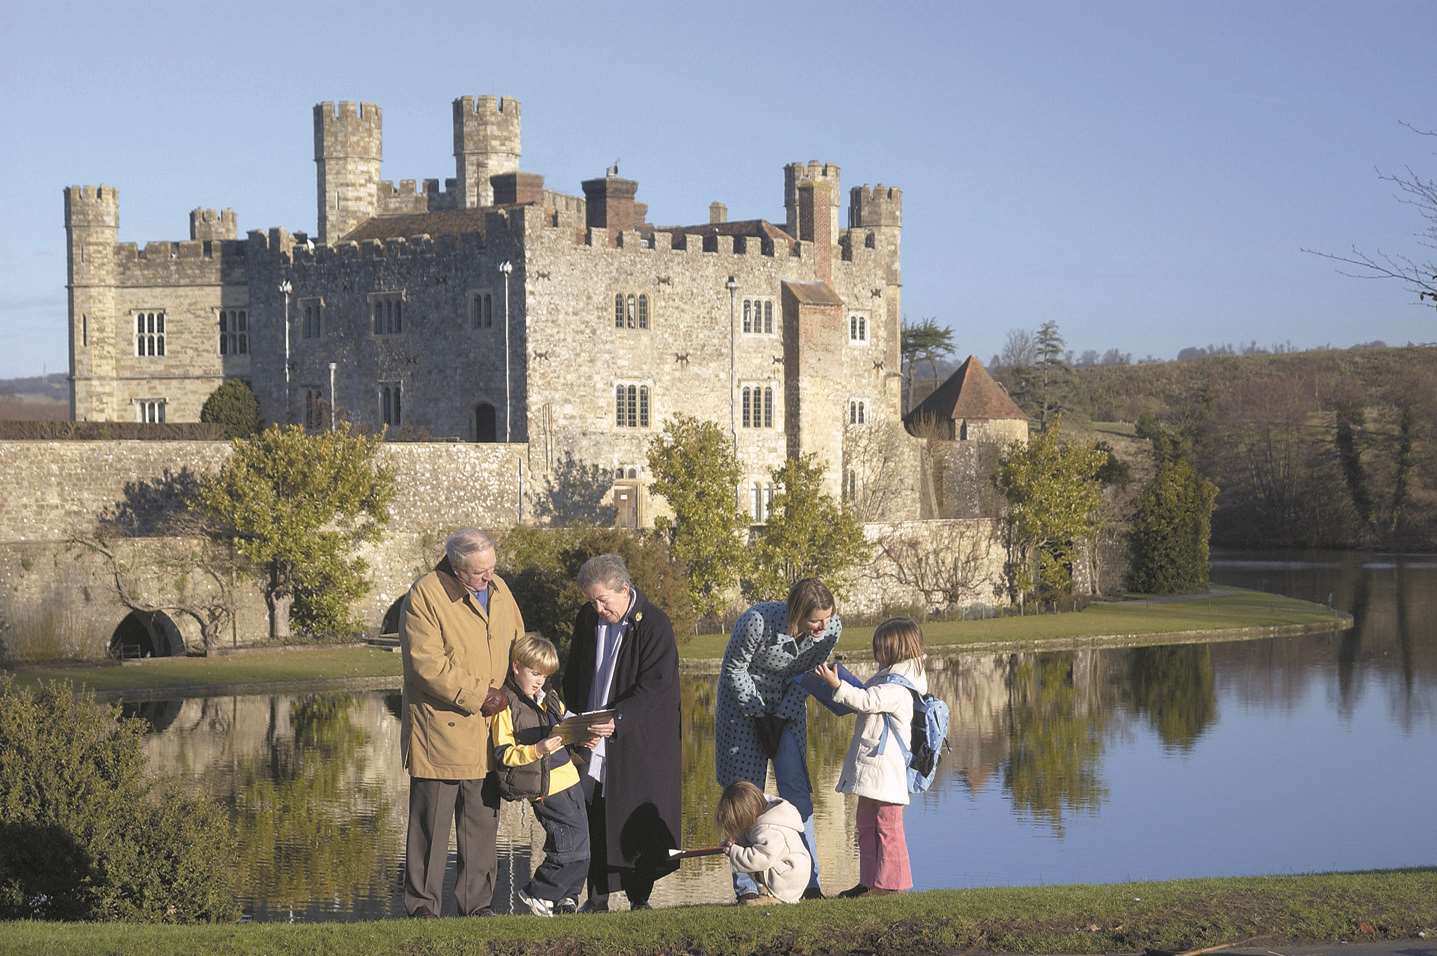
742, 298, 776, 337
135, 399, 166, 423
848, 398, 867, 425
304, 300, 324, 340
220, 309, 250, 354
371, 293, 403, 335
304, 387, 327, 430
474, 402, 497, 442
848, 313, 868, 345
749, 482, 775, 523
134, 311, 165, 357
615, 294, 624, 328
611, 292, 653, 332
844, 467, 858, 502
741, 384, 778, 429
626, 295, 636, 329
615, 382, 651, 428
379, 381, 402, 426
81, 315, 88, 348
638, 294, 649, 329
472, 291, 494, 330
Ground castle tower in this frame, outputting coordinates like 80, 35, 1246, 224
784, 161, 840, 240
189, 207, 237, 241
454, 95, 521, 209
65, 185, 119, 421
314, 101, 382, 242
853, 185, 904, 376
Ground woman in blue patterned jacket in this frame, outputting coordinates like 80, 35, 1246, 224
714, 578, 841, 902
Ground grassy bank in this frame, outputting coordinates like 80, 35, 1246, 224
1, 868, 1431, 956
5, 587, 1347, 695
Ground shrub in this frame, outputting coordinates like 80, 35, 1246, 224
0, 678, 237, 922
199, 379, 262, 437
500, 526, 697, 653
1128, 455, 1219, 594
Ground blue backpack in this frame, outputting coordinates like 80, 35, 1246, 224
871, 673, 950, 794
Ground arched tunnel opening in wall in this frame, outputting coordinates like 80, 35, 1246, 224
381, 597, 405, 637
109, 610, 185, 659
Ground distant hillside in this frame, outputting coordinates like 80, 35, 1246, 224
0, 373, 68, 421
1017, 345, 1437, 424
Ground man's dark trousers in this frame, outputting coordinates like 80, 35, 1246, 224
527, 783, 590, 903
405, 775, 500, 916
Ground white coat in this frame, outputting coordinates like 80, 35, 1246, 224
726, 797, 812, 903
831, 657, 928, 806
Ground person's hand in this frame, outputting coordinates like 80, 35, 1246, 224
538, 734, 563, 756
718, 838, 733, 853
813, 662, 841, 689
479, 687, 508, 717
589, 718, 616, 738
582, 735, 602, 750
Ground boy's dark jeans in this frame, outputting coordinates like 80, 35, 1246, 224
528, 783, 590, 903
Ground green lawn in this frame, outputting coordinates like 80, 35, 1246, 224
1, 868, 1430, 956
6, 587, 1346, 695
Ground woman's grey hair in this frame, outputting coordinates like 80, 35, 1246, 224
577, 553, 632, 593
445, 528, 495, 570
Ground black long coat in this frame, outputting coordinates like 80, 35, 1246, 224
562, 588, 682, 886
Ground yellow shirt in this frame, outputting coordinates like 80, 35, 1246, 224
489, 699, 581, 798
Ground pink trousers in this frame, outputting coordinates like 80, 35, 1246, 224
856, 796, 912, 891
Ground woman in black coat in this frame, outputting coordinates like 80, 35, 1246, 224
562, 553, 682, 911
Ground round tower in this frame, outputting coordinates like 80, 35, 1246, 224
784, 161, 840, 239
313, 101, 382, 242
64, 185, 120, 421
454, 95, 521, 209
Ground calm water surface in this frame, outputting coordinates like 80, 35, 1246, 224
126, 552, 1437, 920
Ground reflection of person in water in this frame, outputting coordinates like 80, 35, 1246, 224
715, 578, 840, 901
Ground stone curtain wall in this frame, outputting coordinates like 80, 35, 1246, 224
854, 518, 1008, 616
0, 440, 529, 657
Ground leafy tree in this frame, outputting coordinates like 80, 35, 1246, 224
200, 379, 262, 437
0, 678, 237, 922
1127, 453, 1218, 594
743, 454, 869, 601
1126, 645, 1217, 751
900, 317, 956, 411
994, 420, 1106, 609
646, 415, 746, 623
196, 424, 396, 640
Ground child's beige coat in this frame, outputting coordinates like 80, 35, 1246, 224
725, 797, 811, 903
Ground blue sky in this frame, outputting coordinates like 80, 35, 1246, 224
2, 1, 1435, 379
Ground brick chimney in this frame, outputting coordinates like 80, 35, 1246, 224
709, 201, 727, 224
798, 180, 833, 284
581, 171, 641, 233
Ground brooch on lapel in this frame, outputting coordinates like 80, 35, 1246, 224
634, 611, 644, 623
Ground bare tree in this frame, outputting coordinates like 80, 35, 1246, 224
70, 536, 237, 653
871, 520, 1001, 612
1306, 123, 1437, 306
999, 328, 1038, 369
842, 421, 921, 523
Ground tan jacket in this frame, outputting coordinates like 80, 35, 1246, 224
399, 557, 523, 779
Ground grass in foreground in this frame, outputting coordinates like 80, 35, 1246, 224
1, 868, 1431, 956
5, 588, 1344, 694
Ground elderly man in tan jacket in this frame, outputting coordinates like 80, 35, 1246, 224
400, 528, 524, 918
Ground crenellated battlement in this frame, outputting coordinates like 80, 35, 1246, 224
65, 184, 120, 229
189, 207, 237, 240
376, 177, 461, 214
314, 100, 382, 160
785, 161, 841, 242
849, 184, 902, 228
454, 93, 521, 208
455, 94, 520, 117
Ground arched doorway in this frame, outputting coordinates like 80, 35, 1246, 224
474, 402, 497, 442
109, 610, 185, 659
381, 597, 405, 636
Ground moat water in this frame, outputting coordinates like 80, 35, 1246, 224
124, 552, 1437, 920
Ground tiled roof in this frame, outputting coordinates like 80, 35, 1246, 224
904, 354, 1026, 426
783, 280, 843, 307
341, 208, 503, 242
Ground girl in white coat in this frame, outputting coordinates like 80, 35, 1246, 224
716, 781, 813, 905
813, 617, 927, 897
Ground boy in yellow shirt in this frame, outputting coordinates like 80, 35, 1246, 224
491, 634, 597, 916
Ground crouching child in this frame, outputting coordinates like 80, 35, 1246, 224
715, 780, 812, 905
492, 634, 597, 916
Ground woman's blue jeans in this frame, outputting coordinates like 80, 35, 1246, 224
731, 720, 821, 896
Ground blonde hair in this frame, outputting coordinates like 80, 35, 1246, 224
785, 578, 835, 636
872, 617, 925, 669
715, 780, 769, 841
510, 633, 560, 676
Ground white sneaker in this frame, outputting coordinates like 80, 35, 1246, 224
517, 887, 553, 917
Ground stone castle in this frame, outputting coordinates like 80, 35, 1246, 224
65, 94, 926, 520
